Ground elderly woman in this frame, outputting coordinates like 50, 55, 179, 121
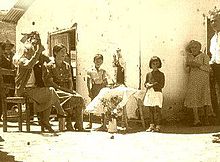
44, 44, 86, 131
14, 31, 66, 133
184, 40, 214, 126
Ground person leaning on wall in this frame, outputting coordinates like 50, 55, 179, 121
184, 40, 214, 126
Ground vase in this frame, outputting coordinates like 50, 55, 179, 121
108, 118, 117, 133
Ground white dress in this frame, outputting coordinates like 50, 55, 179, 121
143, 88, 163, 108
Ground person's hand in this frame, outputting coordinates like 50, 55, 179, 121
144, 83, 153, 89
190, 61, 200, 68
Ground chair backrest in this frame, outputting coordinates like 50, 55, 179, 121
0, 68, 16, 98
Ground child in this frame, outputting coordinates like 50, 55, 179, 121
86, 54, 108, 131
143, 56, 165, 132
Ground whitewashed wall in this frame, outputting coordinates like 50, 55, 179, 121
16, 0, 220, 121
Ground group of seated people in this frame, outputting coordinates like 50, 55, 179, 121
0, 32, 89, 133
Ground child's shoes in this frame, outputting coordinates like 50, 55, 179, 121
146, 124, 155, 132
154, 125, 161, 132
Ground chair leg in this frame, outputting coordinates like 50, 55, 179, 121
26, 102, 30, 132
18, 104, 22, 132
2, 99, 7, 132
139, 104, 146, 129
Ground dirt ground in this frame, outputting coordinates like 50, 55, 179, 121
1, 121, 220, 162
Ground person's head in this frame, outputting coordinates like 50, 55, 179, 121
93, 54, 103, 68
209, 7, 220, 32
185, 40, 201, 56
21, 31, 41, 49
2, 40, 14, 54
53, 44, 67, 63
149, 56, 162, 70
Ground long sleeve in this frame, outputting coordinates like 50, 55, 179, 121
199, 53, 211, 72
153, 72, 165, 91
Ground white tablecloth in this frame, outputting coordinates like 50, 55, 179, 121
85, 85, 146, 119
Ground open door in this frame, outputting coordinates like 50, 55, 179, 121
48, 24, 77, 90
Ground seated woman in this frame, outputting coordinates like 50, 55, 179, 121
14, 31, 66, 133
44, 44, 86, 131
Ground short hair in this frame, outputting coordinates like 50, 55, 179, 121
185, 40, 201, 53
149, 56, 162, 69
52, 44, 67, 58
93, 54, 103, 62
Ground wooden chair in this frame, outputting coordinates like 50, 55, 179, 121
123, 97, 146, 131
0, 68, 31, 132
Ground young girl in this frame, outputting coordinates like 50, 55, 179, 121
143, 56, 165, 132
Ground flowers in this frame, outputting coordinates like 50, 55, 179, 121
101, 95, 123, 120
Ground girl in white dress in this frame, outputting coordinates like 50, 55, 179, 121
143, 56, 165, 132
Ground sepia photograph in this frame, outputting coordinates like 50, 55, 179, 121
0, 0, 220, 161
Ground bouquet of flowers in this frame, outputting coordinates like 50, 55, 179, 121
101, 95, 123, 121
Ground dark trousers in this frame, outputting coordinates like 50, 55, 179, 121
148, 106, 162, 125
211, 64, 220, 89
58, 91, 85, 130
38, 107, 52, 126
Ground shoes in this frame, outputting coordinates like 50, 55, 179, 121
66, 123, 74, 131
94, 125, 107, 132
146, 124, 155, 132
39, 121, 55, 133
146, 127, 154, 132
74, 123, 90, 132
154, 125, 161, 132
85, 123, 92, 129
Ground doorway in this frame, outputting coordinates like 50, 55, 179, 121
48, 25, 77, 90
